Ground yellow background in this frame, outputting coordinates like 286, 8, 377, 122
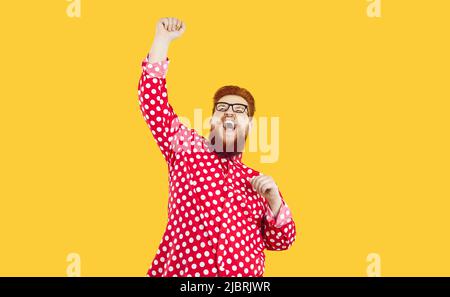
1, 0, 449, 276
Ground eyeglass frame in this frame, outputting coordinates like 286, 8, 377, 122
214, 102, 249, 115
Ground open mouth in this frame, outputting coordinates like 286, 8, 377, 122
223, 119, 236, 131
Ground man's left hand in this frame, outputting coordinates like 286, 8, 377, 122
251, 175, 282, 216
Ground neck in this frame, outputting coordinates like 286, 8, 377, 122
206, 134, 244, 161
216, 151, 243, 162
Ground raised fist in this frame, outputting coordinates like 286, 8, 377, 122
155, 17, 186, 42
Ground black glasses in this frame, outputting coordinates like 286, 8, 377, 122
215, 102, 248, 114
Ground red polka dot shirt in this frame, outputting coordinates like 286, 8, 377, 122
138, 55, 297, 277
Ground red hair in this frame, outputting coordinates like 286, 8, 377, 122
212, 85, 256, 117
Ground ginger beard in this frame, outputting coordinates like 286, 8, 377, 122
208, 114, 251, 155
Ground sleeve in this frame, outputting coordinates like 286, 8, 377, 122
137, 54, 188, 164
261, 190, 297, 251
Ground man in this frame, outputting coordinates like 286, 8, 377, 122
138, 17, 296, 277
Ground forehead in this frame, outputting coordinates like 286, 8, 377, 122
217, 95, 247, 105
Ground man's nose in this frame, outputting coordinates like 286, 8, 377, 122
224, 111, 235, 117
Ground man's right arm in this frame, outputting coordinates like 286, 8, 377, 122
148, 17, 185, 63
147, 36, 170, 64
137, 18, 187, 164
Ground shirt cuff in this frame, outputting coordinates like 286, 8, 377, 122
265, 200, 292, 228
141, 54, 170, 78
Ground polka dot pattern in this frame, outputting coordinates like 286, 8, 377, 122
264, 199, 293, 229
138, 55, 297, 277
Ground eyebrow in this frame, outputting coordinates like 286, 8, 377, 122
217, 102, 248, 107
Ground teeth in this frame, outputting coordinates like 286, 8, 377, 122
224, 119, 235, 130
